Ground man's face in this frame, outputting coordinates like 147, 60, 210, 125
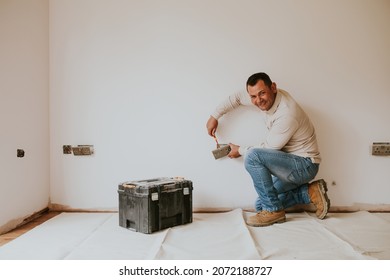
247, 80, 277, 111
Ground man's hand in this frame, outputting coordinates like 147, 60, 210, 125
206, 116, 218, 137
228, 143, 241, 158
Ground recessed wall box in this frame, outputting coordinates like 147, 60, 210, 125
17, 149, 25, 158
372, 142, 390, 156
63, 145, 72, 154
72, 145, 94, 156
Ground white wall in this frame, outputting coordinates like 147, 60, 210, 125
49, 0, 390, 211
0, 0, 49, 233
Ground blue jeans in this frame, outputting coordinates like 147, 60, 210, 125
244, 148, 319, 212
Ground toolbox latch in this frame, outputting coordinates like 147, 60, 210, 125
151, 192, 159, 201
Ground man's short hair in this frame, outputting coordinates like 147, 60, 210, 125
246, 72, 273, 89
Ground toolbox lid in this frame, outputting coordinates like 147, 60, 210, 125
118, 177, 192, 195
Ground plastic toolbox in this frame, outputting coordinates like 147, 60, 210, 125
118, 177, 193, 233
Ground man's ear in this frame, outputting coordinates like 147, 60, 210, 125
271, 82, 277, 93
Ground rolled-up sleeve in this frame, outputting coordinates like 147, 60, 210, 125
211, 91, 250, 120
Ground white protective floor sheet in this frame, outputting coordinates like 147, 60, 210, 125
0, 209, 389, 260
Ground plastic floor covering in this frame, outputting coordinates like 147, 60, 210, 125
0, 209, 389, 260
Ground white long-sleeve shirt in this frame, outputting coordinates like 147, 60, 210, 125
211, 89, 321, 163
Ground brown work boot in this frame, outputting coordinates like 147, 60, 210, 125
308, 179, 330, 219
246, 210, 286, 227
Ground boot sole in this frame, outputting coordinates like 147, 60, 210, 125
246, 216, 286, 227
317, 179, 330, 219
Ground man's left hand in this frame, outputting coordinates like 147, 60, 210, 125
228, 143, 241, 158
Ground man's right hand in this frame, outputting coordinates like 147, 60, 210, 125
206, 116, 218, 137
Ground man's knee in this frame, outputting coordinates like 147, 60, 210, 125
244, 148, 262, 170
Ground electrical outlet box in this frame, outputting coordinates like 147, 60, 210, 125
17, 149, 25, 158
372, 142, 390, 156
63, 145, 72, 154
72, 145, 94, 156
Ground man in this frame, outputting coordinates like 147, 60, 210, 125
206, 72, 330, 226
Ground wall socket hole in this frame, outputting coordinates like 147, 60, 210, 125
17, 149, 25, 158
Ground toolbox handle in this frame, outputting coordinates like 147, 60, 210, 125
161, 183, 181, 193
137, 178, 167, 183
163, 183, 176, 188
163, 188, 181, 193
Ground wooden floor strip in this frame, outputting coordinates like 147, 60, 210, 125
0, 211, 61, 247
